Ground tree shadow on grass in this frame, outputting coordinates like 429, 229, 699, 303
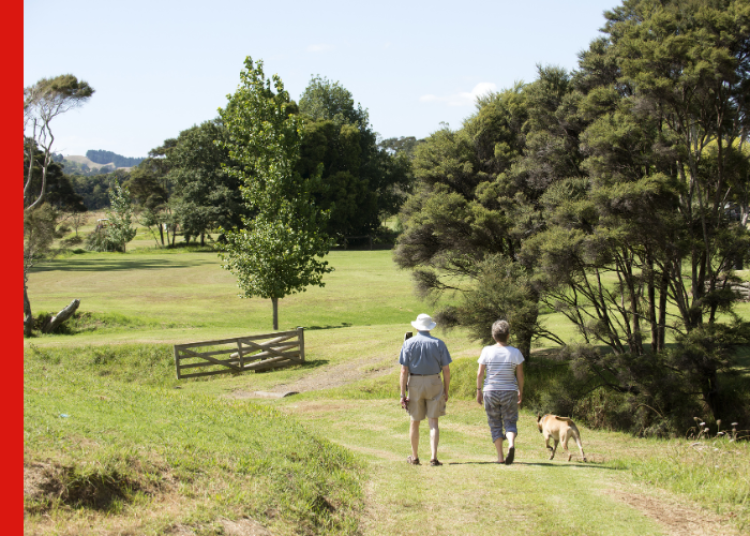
307, 323, 352, 331
31, 256, 217, 273
264, 359, 329, 374
298, 359, 329, 369
447, 461, 614, 470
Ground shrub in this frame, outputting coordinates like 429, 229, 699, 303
60, 235, 83, 246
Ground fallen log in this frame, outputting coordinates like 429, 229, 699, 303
43, 299, 80, 333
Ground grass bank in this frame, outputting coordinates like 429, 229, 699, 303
24, 345, 363, 536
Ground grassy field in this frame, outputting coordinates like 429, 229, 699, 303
24, 247, 750, 535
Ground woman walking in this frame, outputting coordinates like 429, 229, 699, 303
476, 319, 525, 465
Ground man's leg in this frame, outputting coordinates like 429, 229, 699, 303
428, 417, 439, 461
410, 419, 421, 459
506, 431, 516, 449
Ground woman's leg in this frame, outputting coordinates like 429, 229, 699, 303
483, 391, 506, 462
498, 391, 519, 464
493, 437, 504, 463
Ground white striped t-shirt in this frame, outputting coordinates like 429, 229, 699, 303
478, 344, 524, 392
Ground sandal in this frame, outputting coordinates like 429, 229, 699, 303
504, 447, 515, 465
429, 459, 443, 466
407, 456, 420, 465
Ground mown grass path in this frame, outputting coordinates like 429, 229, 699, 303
282, 399, 740, 536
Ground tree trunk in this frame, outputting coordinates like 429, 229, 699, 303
648, 262, 658, 351
43, 299, 80, 333
24, 285, 34, 337
657, 270, 668, 352
517, 330, 533, 365
516, 306, 538, 364
272, 297, 279, 331
158, 224, 165, 246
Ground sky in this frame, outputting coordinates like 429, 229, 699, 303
24, 0, 619, 158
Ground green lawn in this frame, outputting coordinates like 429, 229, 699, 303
28, 250, 429, 341
24, 248, 749, 535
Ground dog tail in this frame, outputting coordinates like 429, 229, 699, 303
554, 416, 574, 424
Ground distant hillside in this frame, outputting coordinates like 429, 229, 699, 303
62, 155, 118, 176
86, 149, 144, 168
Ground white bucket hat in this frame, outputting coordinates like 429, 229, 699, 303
411, 313, 437, 331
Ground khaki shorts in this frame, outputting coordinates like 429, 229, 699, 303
406, 374, 445, 421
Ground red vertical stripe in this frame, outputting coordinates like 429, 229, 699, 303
6, 1, 24, 534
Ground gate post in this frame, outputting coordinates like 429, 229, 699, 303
297, 326, 305, 362
174, 346, 182, 379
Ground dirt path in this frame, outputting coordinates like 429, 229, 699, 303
282, 399, 741, 536
226, 354, 395, 398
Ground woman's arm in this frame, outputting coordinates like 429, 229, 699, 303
476, 364, 486, 405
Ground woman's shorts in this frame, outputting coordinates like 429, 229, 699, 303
483, 389, 518, 442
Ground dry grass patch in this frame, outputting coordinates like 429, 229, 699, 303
605, 486, 744, 536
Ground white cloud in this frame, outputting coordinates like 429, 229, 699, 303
419, 82, 498, 107
307, 44, 334, 53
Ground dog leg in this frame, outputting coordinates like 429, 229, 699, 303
562, 431, 572, 461
574, 434, 587, 462
551, 438, 558, 460
544, 434, 555, 460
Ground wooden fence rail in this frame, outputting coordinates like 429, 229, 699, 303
173, 327, 305, 379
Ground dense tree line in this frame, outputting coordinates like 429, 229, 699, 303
396, 0, 750, 435
118, 75, 414, 247
297, 76, 412, 240
68, 173, 118, 209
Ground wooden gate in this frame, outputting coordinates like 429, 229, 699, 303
173, 327, 305, 379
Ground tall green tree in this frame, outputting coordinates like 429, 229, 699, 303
86, 182, 137, 252
298, 76, 413, 240
105, 183, 138, 252
24, 75, 94, 211
219, 58, 333, 330
165, 119, 245, 245
23, 74, 94, 336
397, 0, 750, 432
519, 0, 750, 427
135, 142, 179, 246
394, 85, 555, 357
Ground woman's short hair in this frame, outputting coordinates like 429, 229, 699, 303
491, 320, 510, 343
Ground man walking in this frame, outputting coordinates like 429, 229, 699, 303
399, 313, 452, 466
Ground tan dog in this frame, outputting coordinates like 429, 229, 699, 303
537, 414, 587, 462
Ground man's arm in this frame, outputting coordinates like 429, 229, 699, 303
516, 363, 524, 406
442, 365, 450, 402
476, 363, 486, 405
400, 365, 409, 409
